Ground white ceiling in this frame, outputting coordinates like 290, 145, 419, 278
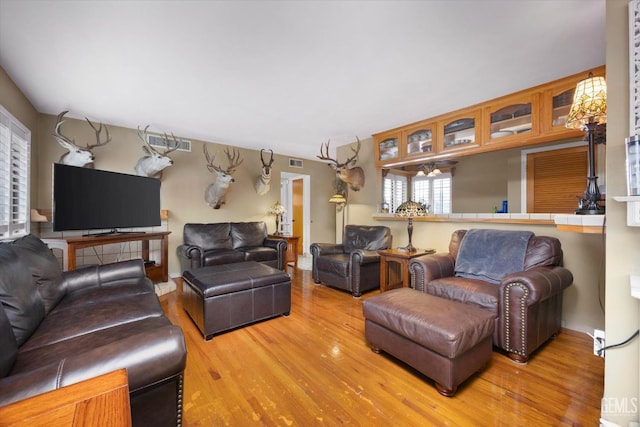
0, 0, 606, 161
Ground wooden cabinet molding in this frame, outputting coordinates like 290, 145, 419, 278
372, 65, 605, 168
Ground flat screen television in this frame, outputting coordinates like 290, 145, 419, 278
52, 163, 161, 234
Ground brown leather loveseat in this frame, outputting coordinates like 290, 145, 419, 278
0, 235, 187, 426
176, 221, 287, 272
409, 229, 573, 363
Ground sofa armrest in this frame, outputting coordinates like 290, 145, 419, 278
176, 244, 204, 271
310, 243, 344, 257
264, 238, 287, 270
409, 253, 455, 292
0, 325, 186, 407
350, 249, 380, 265
63, 259, 151, 294
500, 266, 574, 307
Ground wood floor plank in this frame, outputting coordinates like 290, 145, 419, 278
160, 269, 603, 426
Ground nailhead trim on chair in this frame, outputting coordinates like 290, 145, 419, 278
176, 374, 184, 427
503, 282, 529, 357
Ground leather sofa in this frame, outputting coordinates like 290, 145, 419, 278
176, 221, 287, 272
310, 225, 392, 297
408, 229, 573, 363
0, 235, 187, 427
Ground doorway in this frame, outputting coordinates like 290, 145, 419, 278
280, 172, 311, 255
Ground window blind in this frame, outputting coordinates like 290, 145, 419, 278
0, 105, 31, 240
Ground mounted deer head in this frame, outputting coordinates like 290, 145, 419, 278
53, 110, 112, 167
203, 145, 244, 209
317, 137, 365, 191
254, 148, 274, 196
134, 125, 179, 179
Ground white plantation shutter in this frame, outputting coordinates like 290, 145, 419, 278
411, 173, 451, 214
383, 173, 407, 213
432, 174, 452, 214
0, 105, 30, 240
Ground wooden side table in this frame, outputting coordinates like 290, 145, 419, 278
269, 234, 300, 269
377, 248, 436, 292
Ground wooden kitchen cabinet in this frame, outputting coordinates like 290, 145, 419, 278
540, 65, 605, 138
372, 65, 605, 167
439, 107, 482, 153
373, 129, 401, 166
483, 91, 539, 147
401, 120, 438, 161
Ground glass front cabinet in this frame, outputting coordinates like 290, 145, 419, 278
439, 108, 482, 153
483, 92, 539, 146
373, 129, 401, 166
372, 65, 605, 167
401, 120, 437, 161
540, 66, 605, 139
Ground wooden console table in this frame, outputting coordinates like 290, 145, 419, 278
269, 234, 299, 269
44, 231, 170, 283
378, 248, 435, 292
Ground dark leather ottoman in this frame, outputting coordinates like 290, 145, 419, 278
362, 288, 494, 396
182, 261, 291, 340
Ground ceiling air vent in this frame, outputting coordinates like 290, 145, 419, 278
289, 158, 303, 168
147, 134, 191, 152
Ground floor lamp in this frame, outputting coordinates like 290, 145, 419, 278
329, 193, 347, 240
565, 72, 607, 215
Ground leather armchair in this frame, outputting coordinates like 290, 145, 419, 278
408, 229, 573, 363
311, 225, 392, 297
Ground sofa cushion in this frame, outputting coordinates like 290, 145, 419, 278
11, 235, 65, 314
20, 288, 163, 351
184, 223, 232, 251
203, 249, 246, 266
0, 303, 18, 377
524, 236, 563, 269
241, 246, 278, 262
426, 276, 500, 316
231, 222, 266, 249
0, 243, 45, 346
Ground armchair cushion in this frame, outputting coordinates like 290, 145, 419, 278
454, 229, 533, 284
343, 225, 392, 252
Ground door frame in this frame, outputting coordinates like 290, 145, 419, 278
280, 172, 311, 255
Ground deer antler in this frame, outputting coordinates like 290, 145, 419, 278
347, 137, 361, 166
137, 125, 180, 154
260, 149, 274, 168
159, 132, 180, 154
317, 137, 361, 167
84, 117, 112, 149
53, 111, 77, 148
203, 144, 222, 173
224, 147, 243, 173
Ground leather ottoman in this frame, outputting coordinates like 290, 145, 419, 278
362, 288, 494, 396
182, 261, 291, 340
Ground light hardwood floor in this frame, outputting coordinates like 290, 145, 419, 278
160, 268, 604, 426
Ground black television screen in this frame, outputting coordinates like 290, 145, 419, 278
52, 163, 161, 233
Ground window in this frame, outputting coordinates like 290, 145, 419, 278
382, 172, 407, 213
412, 174, 452, 214
0, 105, 30, 240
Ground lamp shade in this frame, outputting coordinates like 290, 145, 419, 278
565, 75, 607, 129
395, 200, 427, 217
329, 194, 347, 204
